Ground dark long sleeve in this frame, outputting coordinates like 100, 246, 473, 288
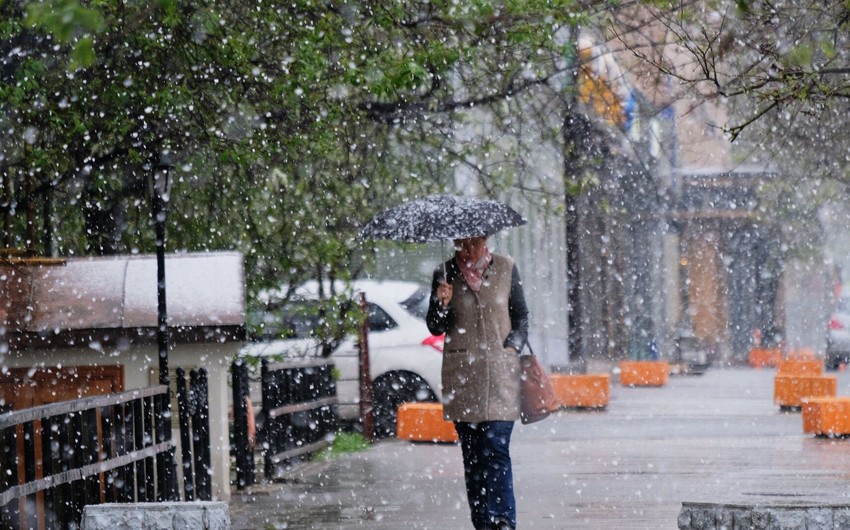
426, 260, 456, 335
503, 264, 529, 353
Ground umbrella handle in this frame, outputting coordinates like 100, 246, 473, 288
441, 240, 447, 281
438, 241, 458, 285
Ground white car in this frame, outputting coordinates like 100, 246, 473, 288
240, 279, 444, 436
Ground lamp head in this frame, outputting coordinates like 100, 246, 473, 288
147, 150, 174, 200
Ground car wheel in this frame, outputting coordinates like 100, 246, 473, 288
372, 371, 437, 439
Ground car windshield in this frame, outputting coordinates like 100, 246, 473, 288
248, 283, 430, 342
399, 286, 430, 320
247, 299, 326, 340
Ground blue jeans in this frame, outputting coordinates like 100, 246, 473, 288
455, 421, 516, 529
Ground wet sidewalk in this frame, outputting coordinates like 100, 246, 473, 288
229, 368, 850, 529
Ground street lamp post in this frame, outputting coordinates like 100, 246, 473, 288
149, 152, 173, 386
148, 151, 177, 500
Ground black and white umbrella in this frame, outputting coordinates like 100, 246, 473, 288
359, 194, 526, 243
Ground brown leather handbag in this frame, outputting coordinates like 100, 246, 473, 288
519, 346, 560, 424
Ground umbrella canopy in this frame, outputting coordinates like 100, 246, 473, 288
359, 194, 526, 243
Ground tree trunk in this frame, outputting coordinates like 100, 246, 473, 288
562, 112, 594, 362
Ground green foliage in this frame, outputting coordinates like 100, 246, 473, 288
69, 36, 96, 70
313, 432, 371, 461
643, 0, 850, 148
786, 42, 814, 68
641, 0, 686, 9
564, 174, 599, 197
26, 0, 104, 41
26, 0, 104, 68
2, 0, 584, 305
821, 38, 837, 61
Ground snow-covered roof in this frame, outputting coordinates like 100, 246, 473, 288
13, 251, 245, 335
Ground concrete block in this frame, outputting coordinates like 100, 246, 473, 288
805, 507, 833, 529
550, 373, 610, 408
619, 361, 669, 387
801, 397, 850, 436
81, 502, 230, 530
786, 348, 818, 360
396, 402, 458, 443
747, 507, 772, 529
774, 375, 836, 408
834, 508, 850, 527
691, 506, 717, 529
775, 508, 808, 528
679, 502, 850, 530
748, 348, 781, 368
776, 358, 823, 376
677, 502, 719, 529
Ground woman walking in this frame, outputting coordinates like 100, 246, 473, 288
426, 235, 529, 530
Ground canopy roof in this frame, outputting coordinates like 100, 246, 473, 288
1, 252, 245, 347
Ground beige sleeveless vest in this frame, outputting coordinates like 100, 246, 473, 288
441, 254, 521, 422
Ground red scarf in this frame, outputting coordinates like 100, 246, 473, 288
458, 247, 492, 292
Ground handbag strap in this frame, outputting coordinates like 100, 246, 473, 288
520, 340, 534, 357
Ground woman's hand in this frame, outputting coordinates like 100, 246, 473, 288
437, 281, 453, 308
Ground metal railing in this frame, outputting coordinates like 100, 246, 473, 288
175, 367, 212, 501
231, 357, 337, 487
0, 386, 177, 529
231, 359, 255, 489
0, 370, 212, 529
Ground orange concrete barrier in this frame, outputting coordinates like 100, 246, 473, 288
396, 402, 458, 443
786, 348, 817, 360
774, 375, 837, 409
748, 348, 781, 368
551, 374, 610, 408
619, 361, 670, 387
776, 359, 823, 376
801, 397, 850, 436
